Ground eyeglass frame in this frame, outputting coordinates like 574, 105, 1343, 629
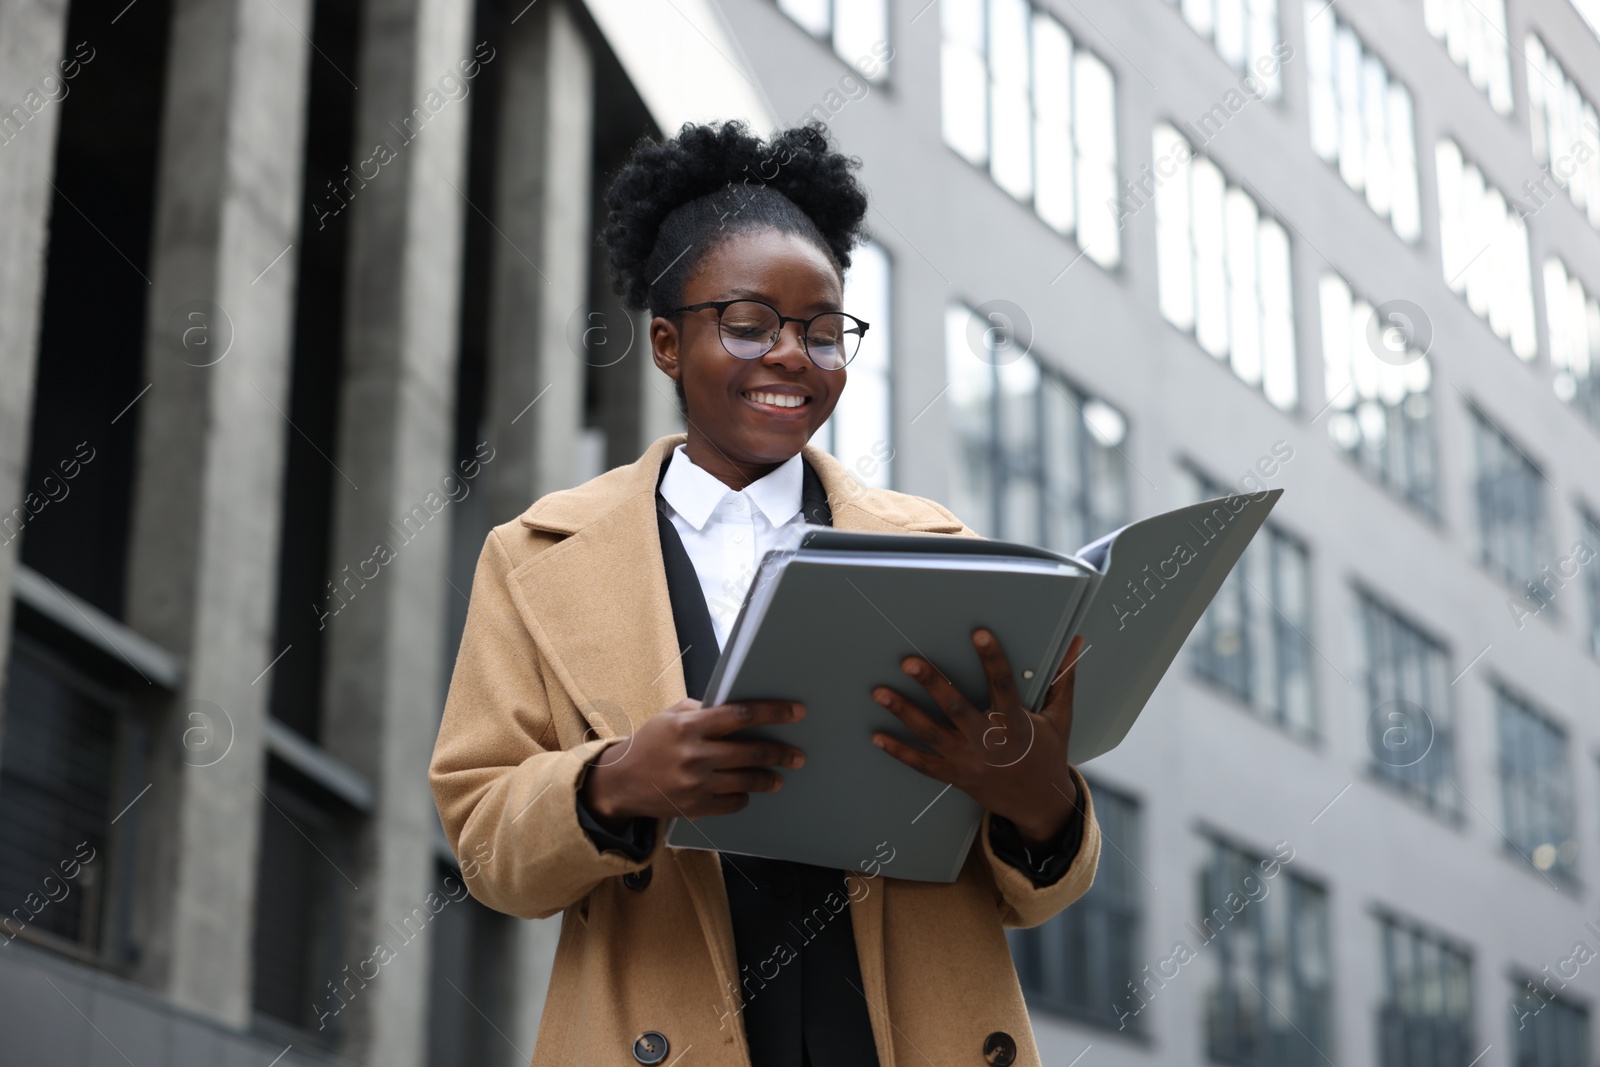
664, 298, 870, 370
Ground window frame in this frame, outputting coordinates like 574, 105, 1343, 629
0, 566, 175, 974
1373, 907, 1477, 1067
1198, 828, 1333, 1067
1154, 122, 1299, 411
1467, 403, 1552, 603
1317, 272, 1439, 516
1494, 682, 1579, 887
1182, 463, 1317, 740
943, 302, 1133, 552
773, 0, 894, 83
1008, 777, 1145, 1034
938, 0, 1122, 268
1303, 3, 1421, 242
1353, 584, 1460, 820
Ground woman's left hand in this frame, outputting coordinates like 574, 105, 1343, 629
871, 631, 1085, 847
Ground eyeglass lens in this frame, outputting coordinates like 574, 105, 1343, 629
718, 300, 860, 370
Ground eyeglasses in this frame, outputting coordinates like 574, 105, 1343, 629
666, 299, 869, 371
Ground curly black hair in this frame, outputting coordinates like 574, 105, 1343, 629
601, 120, 871, 411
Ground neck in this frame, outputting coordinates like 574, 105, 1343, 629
683, 429, 791, 492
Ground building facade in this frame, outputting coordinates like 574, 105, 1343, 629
0, 0, 1596, 1065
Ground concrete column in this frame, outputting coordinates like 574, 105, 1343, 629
118, 0, 312, 1026
316, 0, 472, 1061
0, 0, 70, 725
483, 0, 593, 524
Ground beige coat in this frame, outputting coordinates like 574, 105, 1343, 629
429, 433, 1102, 1066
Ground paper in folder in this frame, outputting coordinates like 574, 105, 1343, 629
665, 489, 1283, 882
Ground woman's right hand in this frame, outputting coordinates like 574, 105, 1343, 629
579, 698, 806, 826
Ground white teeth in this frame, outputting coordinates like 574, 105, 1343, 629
745, 391, 807, 409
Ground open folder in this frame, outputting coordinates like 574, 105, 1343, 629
665, 488, 1283, 882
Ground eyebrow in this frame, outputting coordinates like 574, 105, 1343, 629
716, 287, 842, 313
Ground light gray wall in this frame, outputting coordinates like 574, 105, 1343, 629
718, 1, 1600, 1065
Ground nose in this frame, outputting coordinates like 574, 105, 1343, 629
761, 320, 810, 370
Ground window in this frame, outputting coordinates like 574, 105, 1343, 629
1436, 139, 1537, 361
1423, 0, 1513, 115
1572, 0, 1600, 39
1200, 834, 1330, 1067
1496, 686, 1577, 882
1184, 467, 1314, 738
1356, 590, 1457, 815
0, 635, 122, 961
1470, 408, 1550, 601
1319, 274, 1438, 513
1154, 123, 1297, 410
1008, 781, 1142, 1032
427, 859, 515, 1067
0, 570, 175, 971
1526, 35, 1600, 231
250, 756, 360, 1045
1583, 509, 1600, 658
1543, 258, 1600, 430
1376, 912, 1474, 1067
819, 239, 893, 488
1512, 979, 1591, 1067
940, 0, 1121, 267
944, 304, 1130, 551
1164, 0, 1283, 99
776, 0, 890, 80
1304, 5, 1420, 241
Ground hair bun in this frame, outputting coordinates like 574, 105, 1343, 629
602, 120, 870, 312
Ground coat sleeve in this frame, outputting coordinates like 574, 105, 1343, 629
922, 497, 1104, 928
981, 764, 1102, 928
429, 528, 655, 920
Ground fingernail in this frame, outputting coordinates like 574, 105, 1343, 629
873, 691, 891, 706
975, 630, 992, 647
871, 737, 886, 750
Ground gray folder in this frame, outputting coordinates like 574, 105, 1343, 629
666, 489, 1282, 882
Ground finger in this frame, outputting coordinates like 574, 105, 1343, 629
693, 700, 805, 737
897, 656, 982, 738
704, 738, 806, 770
688, 792, 751, 818
870, 732, 953, 783
708, 768, 784, 795
1043, 635, 1085, 735
970, 627, 1021, 706
872, 685, 956, 754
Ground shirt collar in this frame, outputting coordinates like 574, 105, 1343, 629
658, 443, 804, 531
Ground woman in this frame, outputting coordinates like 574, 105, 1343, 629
430, 121, 1101, 1067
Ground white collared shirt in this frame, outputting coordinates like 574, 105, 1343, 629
658, 443, 809, 651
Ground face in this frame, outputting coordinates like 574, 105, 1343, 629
650, 228, 846, 488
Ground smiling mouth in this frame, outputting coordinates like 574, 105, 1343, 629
742, 390, 812, 413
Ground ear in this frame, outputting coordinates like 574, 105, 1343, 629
650, 316, 682, 384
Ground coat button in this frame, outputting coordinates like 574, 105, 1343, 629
623, 866, 652, 890
632, 1031, 669, 1064
983, 1031, 1016, 1066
